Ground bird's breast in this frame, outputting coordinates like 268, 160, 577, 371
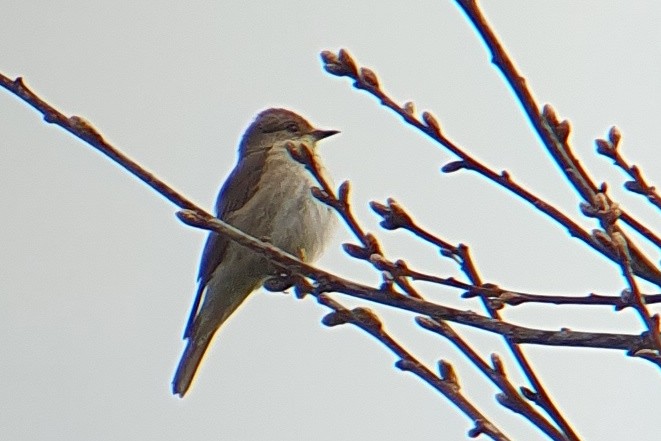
230, 148, 336, 262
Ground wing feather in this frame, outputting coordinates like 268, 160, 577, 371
182, 149, 268, 338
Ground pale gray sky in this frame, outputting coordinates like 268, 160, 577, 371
1, 1, 660, 440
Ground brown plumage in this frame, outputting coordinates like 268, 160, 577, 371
172, 108, 338, 397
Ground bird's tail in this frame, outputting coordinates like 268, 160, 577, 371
172, 336, 213, 397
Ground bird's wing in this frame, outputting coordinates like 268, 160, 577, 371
182, 149, 269, 339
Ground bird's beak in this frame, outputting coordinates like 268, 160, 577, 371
311, 129, 340, 141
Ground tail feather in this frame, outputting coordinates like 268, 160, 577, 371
172, 336, 213, 397
173, 274, 260, 397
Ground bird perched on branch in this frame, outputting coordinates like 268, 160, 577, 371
173, 108, 338, 397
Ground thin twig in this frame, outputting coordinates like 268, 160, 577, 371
596, 128, 661, 212
178, 209, 654, 352
372, 197, 661, 308
613, 232, 661, 354
453, 0, 661, 270
371, 194, 577, 437
2, 71, 651, 362
288, 142, 422, 299
454, 244, 580, 441
319, 51, 661, 287
417, 318, 567, 441
467, 288, 661, 309
314, 294, 511, 441
0, 75, 200, 213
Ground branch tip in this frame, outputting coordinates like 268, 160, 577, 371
337, 49, 358, 77
310, 186, 331, 204
395, 359, 415, 372
595, 138, 614, 158
555, 119, 571, 142
520, 387, 539, 403
438, 360, 460, 389
441, 160, 467, 173
608, 126, 621, 147
370, 198, 412, 230
467, 420, 487, 438
342, 242, 370, 260
491, 353, 505, 374
359, 67, 380, 89
402, 101, 416, 116
422, 111, 441, 134
352, 307, 382, 330
337, 180, 350, 202
320, 49, 356, 78
541, 103, 558, 125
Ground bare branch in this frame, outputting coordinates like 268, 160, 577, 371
316, 294, 512, 441
417, 317, 567, 441
596, 128, 661, 211
453, 0, 661, 271
177, 209, 654, 352
0, 74, 200, 213
319, 50, 661, 288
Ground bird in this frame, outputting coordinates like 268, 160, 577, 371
172, 108, 338, 397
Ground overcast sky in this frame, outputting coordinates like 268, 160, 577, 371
2, 2, 660, 440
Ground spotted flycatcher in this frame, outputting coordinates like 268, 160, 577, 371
172, 108, 338, 397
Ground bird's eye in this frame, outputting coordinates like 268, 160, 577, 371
285, 122, 299, 133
